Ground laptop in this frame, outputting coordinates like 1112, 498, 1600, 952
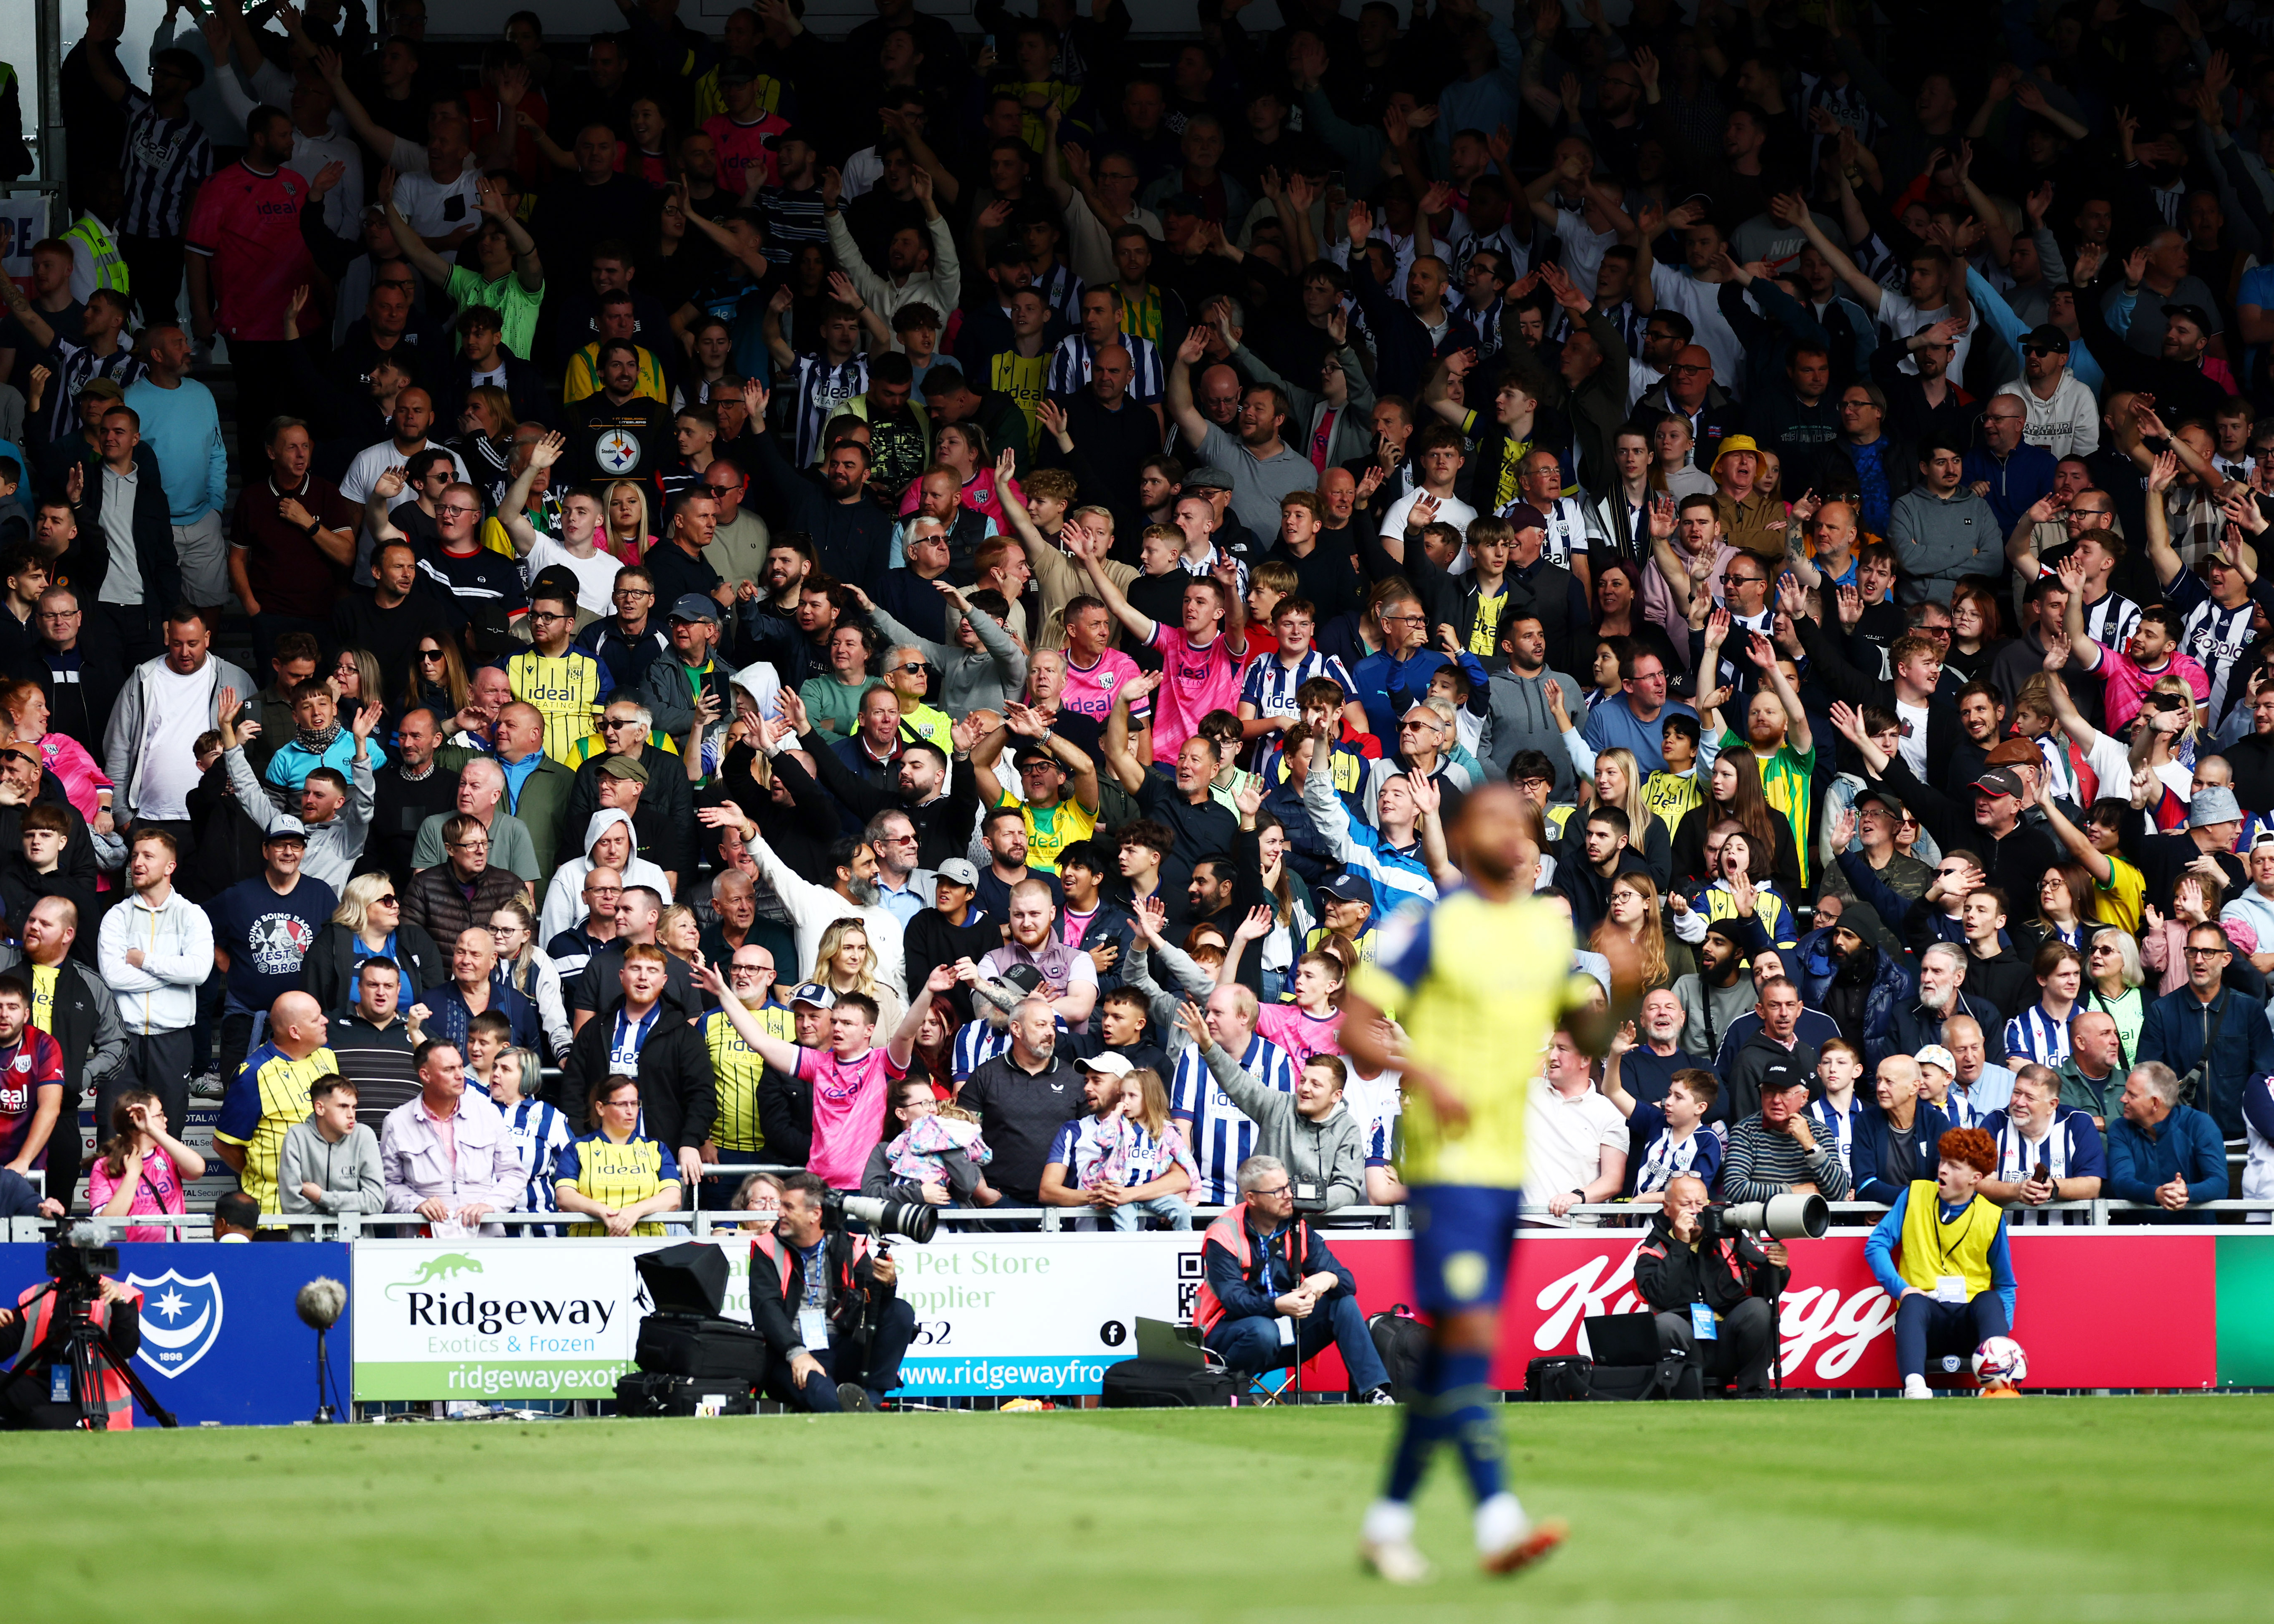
1134, 1317, 1206, 1368
1583, 1312, 1664, 1367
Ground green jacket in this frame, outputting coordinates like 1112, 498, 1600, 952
435, 745, 576, 878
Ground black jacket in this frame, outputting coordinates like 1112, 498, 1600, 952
301, 920, 444, 1017
1632, 1211, 1788, 1316
795, 727, 983, 873
1794, 614, 1963, 784
556, 1007, 716, 1147
561, 744, 697, 884
68, 443, 182, 615
1720, 1029, 1820, 1126
746, 1224, 895, 1358
757, 1061, 814, 1168
1877, 992, 2009, 1071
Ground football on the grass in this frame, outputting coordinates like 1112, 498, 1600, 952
1972, 1337, 2029, 1387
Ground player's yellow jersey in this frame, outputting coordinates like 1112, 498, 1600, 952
1349, 889, 1594, 1190
502, 648, 611, 766
705, 1004, 793, 1152
1643, 767, 1702, 841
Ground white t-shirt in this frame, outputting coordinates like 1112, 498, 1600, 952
1895, 699, 1931, 780
1525, 1076, 1628, 1199
1380, 487, 1479, 561
135, 660, 219, 821
1877, 289, 1980, 380
340, 439, 473, 580
525, 533, 624, 617
390, 167, 483, 266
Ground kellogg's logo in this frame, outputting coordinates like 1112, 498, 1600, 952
1530, 1247, 1899, 1383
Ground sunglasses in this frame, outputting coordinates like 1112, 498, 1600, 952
374, 894, 398, 906
418, 648, 446, 661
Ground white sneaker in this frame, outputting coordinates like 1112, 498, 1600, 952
1359, 1538, 1434, 1585
189, 1070, 226, 1100
1902, 1375, 1934, 1400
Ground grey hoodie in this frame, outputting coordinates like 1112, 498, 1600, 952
277, 1118, 386, 1217
1202, 1040, 1366, 1212
223, 742, 375, 892
1480, 666, 1584, 791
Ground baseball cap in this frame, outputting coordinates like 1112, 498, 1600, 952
1013, 741, 1064, 771
668, 593, 720, 625
1982, 738, 2040, 769
1180, 465, 1234, 493
79, 378, 126, 404
598, 755, 651, 783
2022, 323, 2070, 354
991, 963, 1047, 998
1501, 502, 1549, 535
1318, 872, 1372, 906
1915, 1044, 1956, 1076
936, 857, 979, 888
261, 827, 308, 847
766, 124, 817, 149
530, 565, 584, 608
1157, 192, 1205, 217
1076, 1052, 1135, 1078
1971, 767, 2026, 800
2190, 785, 2244, 827
789, 981, 835, 1008
2163, 301, 2215, 331
715, 56, 759, 86
1854, 787, 1906, 820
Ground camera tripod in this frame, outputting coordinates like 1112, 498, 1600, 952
5, 1283, 178, 1430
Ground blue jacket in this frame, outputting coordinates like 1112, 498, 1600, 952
1850, 1100, 1953, 1205
2105, 1103, 2228, 1206
1960, 442, 2058, 536
1795, 925, 1915, 1058
1866, 1186, 2018, 1321
2135, 984, 2274, 1140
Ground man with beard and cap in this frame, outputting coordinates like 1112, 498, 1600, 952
1796, 900, 1916, 1055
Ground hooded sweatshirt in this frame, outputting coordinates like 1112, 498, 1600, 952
538, 808, 675, 942
1201, 1038, 1366, 1211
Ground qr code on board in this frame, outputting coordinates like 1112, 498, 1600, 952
1175, 1249, 1203, 1324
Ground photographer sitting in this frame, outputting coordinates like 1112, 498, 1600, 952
1194, 1155, 1397, 1404
1, 1254, 142, 1429
1865, 1127, 2018, 1399
747, 1171, 917, 1414
1633, 1174, 1789, 1397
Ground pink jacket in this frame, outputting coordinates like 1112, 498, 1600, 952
35, 731, 114, 825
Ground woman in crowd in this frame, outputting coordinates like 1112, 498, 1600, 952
1675, 829, 1800, 952
2083, 925, 2148, 1066
87, 1089, 202, 1243
1570, 748, 1672, 890
1590, 560, 1684, 681
304, 873, 446, 1013
1945, 583, 2010, 687
1246, 809, 1317, 1002
1598, 871, 1695, 994
331, 646, 383, 718
401, 635, 472, 726
604, 480, 659, 566
817, 917, 904, 1033
556, 1076, 683, 1237
2023, 863, 2100, 957
488, 898, 570, 1062
906, 989, 961, 1099
0, 679, 112, 826
1672, 751, 1802, 894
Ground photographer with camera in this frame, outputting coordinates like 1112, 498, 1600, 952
746, 1170, 918, 1414
0, 1241, 143, 1429
1633, 1174, 1789, 1398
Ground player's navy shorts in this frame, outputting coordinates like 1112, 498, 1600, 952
1407, 1183, 1526, 1317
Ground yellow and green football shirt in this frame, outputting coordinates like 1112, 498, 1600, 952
1350, 888, 1594, 1190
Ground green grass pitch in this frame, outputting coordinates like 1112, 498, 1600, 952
9, 1399, 2273, 1622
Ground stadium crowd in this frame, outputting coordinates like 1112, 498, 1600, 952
1, 0, 2273, 1296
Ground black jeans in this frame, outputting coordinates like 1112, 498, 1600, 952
120, 234, 185, 329
97, 1029, 195, 1142
1654, 1297, 1779, 1393
1894, 1291, 2008, 1382
759, 1298, 918, 1410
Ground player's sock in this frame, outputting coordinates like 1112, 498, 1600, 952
1361, 1498, 1417, 1545
1439, 1350, 1505, 1504
1474, 1491, 1528, 1554
1381, 1342, 1446, 1503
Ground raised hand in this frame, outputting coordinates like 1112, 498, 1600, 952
374, 465, 408, 500
1835, 583, 1864, 627
1232, 904, 1272, 942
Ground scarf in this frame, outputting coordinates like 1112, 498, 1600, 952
295, 720, 342, 756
